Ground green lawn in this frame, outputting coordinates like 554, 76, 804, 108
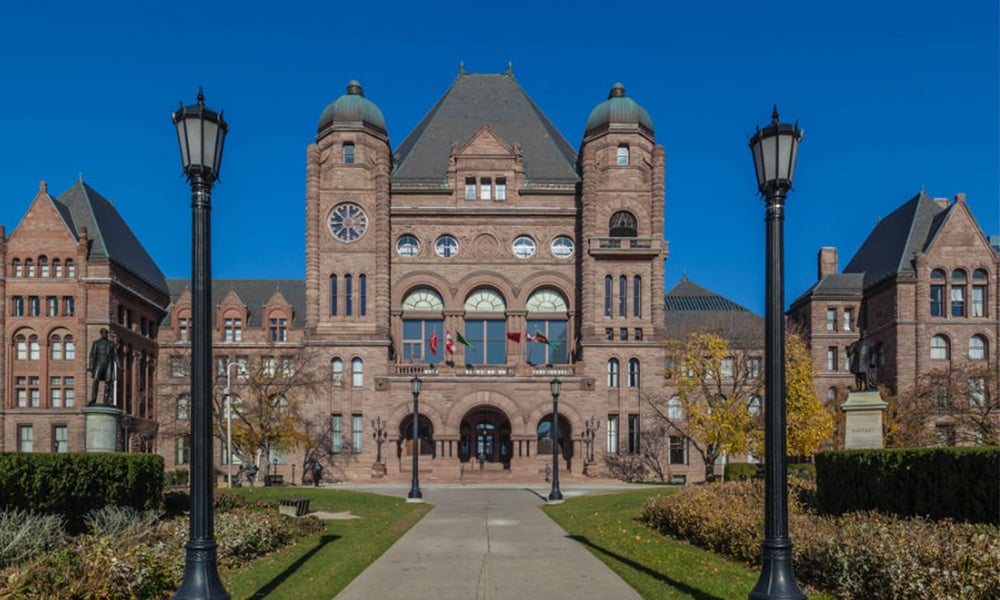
218, 487, 430, 599
542, 487, 833, 600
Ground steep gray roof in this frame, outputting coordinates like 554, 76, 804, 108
664, 277, 763, 342
843, 191, 949, 287
788, 273, 864, 310
163, 278, 305, 327
392, 72, 579, 185
56, 181, 168, 296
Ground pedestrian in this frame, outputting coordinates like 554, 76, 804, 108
312, 462, 323, 487
478, 452, 484, 471
544, 463, 551, 482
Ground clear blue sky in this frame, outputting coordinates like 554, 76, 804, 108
1, 1, 996, 315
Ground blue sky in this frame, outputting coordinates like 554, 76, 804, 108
1, 1, 996, 315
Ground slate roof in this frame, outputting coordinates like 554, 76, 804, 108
163, 279, 305, 327
788, 272, 864, 310
392, 72, 580, 185
664, 277, 763, 342
55, 181, 168, 297
843, 191, 949, 287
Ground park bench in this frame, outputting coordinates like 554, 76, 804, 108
279, 496, 312, 517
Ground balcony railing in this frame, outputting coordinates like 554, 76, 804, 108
389, 364, 576, 378
588, 237, 665, 256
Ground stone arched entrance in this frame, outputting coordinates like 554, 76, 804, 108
537, 413, 573, 465
459, 406, 512, 468
399, 414, 434, 457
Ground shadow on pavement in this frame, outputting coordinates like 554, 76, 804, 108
248, 534, 340, 598
568, 535, 726, 600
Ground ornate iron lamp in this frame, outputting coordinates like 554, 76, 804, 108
548, 378, 563, 502
407, 376, 423, 501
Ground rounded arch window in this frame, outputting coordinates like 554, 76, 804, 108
931, 269, 946, 280
667, 396, 683, 420
930, 335, 950, 359
435, 235, 459, 258
402, 288, 444, 312
351, 357, 364, 387
609, 211, 637, 237
974, 269, 989, 280
331, 357, 344, 386
551, 236, 574, 259
526, 289, 568, 313
607, 358, 620, 387
952, 269, 967, 282
748, 395, 762, 416
969, 335, 988, 360
38, 256, 49, 277
396, 235, 420, 257
512, 236, 536, 258
465, 288, 506, 312
12, 259, 21, 277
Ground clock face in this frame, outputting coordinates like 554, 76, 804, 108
327, 203, 368, 242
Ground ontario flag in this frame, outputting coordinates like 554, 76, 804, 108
428, 330, 439, 356
533, 330, 558, 350
445, 331, 457, 354
506, 332, 521, 343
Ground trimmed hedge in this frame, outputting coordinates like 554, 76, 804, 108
723, 462, 815, 482
815, 446, 999, 523
0, 453, 163, 532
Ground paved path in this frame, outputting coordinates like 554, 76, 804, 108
331, 483, 644, 600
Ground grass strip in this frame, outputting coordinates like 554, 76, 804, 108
542, 487, 832, 600
218, 487, 430, 599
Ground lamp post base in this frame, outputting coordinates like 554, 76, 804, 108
173, 541, 229, 600
748, 539, 805, 600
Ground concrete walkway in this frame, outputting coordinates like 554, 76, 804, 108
331, 483, 644, 600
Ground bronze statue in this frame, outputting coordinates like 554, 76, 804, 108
847, 336, 877, 391
88, 328, 119, 406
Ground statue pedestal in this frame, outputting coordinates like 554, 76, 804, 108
371, 462, 387, 478
841, 390, 887, 449
83, 405, 123, 452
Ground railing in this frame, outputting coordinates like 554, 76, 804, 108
588, 237, 665, 254
389, 364, 576, 377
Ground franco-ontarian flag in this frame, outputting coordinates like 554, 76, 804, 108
455, 331, 476, 351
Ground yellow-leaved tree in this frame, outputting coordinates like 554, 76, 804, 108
785, 333, 834, 457
655, 332, 764, 482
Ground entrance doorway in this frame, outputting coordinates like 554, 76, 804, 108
459, 406, 512, 467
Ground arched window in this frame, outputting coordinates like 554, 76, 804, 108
930, 269, 946, 316
66, 259, 75, 277
50, 335, 63, 360
15, 334, 27, 360
53, 259, 62, 277
951, 269, 967, 317
930, 335, 949, 360
607, 358, 620, 388
604, 276, 612, 316
633, 276, 642, 317
609, 211, 637, 237
65, 335, 75, 360
345, 274, 353, 315
38, 256, 49, 277
627, 358, 640, 387
29, 335, 40, 360
351, 357, 363, 387
396, 235, 420, 257
343, 142, 355, 164
969, 335, 988, 360
12, 259, 21, 277
616, 144, 629, 166
748, 396, 762, 416
827, 387, 837, 402
618, 275, 627, 317
330, 274, 337, 315
402, 288, 445, 364
465, 289, 507, 365
526, 289, 569, 365
177, 394, 190, 419
972, 269, 988, 317
331, 358, 344, 386
667, 396, 683, 420
25, 259, 34, 277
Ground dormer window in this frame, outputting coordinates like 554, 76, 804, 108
465, 178, 476, 200
343, 143, 355, 164
617, 145, 630, 166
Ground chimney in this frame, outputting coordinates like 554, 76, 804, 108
934, 197, 950, 209
818, 247, 838, 278
955, 192, 966, 204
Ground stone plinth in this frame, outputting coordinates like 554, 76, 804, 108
83, 405, 123, 452
841, 390, 887, 450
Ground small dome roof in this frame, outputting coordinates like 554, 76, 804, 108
584, 83, 653, 136
317, 80, 387, 135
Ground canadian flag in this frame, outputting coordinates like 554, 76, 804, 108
429, 330, 439, 356
445, 331, 457, 354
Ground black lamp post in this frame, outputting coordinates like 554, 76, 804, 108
172, 89, 229, 600
407, 377, 423, 501
548, 378, 563, 502
372, 416, 387, 464
748, 106, 805, 600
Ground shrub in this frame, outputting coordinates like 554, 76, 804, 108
0, 510, 66, 569
816, 446, 999, 523
164, 469, 190, 487
0, 452, 163, 532
640, 480, 1000, 599
723, 463, 757, 481
85, 505, 160, 546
